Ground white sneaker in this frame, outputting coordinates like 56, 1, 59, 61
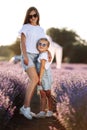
46, 110, 53, 117
36, 111, 46, 118
20, 106, 32, 120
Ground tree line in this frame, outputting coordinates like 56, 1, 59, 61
0, 27, 87, 63
46, 27, 87, 63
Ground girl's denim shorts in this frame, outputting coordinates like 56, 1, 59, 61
21, 53, 39, 71
37, 62, 53, 90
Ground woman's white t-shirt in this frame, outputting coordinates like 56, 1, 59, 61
19, 24, 46, 54
37, 51, 52, 70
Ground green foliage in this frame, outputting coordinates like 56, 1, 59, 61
70, 44, 87, 63
46, 27, 77, 60
9, 38, 21, 55
0, 46, 14, 60
46, 27, 78, 46
46, 27, 87, 63
0, 38, 21, 61
0, 27, 87, 63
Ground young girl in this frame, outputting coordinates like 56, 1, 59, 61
36, 38, 53, 118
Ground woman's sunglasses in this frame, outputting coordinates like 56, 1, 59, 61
37, 42, 48, 47
29, 13, 38, 19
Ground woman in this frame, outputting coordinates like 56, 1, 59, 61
19, 7, 47, 120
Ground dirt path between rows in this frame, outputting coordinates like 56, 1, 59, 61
3, 90, 66, 130
5, 113, 65, 130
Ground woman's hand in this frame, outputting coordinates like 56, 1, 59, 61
23, 55, 28, 65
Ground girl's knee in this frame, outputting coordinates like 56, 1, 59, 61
45, 90, 51, 97
40, 90, 46, 98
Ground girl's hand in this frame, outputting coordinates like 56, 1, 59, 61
38, 78, 42, 85
48, 50, 52, 62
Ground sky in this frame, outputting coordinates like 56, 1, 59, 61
0, 0, 87, 46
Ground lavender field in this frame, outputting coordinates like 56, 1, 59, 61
0, 61, 87, 130
51, 63, 87, 130
0, 61, 28, 126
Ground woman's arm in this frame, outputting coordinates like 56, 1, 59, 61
20, 33, 28, 65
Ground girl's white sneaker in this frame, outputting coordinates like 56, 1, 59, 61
46, 110, 53, 117
36, 111, 46, 118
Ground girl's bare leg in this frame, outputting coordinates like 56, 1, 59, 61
46, 90, 53, 111
40, 90, 47, 111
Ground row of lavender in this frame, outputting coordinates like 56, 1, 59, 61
51, 64, 87, 130
0, 62, 29, 126
0, 61, 87, 130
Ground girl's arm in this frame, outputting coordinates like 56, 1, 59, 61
39, 59, 46, 84
20, 33, 28, 65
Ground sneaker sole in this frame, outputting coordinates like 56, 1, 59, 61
19, 110, 32, 120
36, 116, 46, 118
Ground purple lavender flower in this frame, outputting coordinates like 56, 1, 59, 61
51, 63, 87, 130
0, 61, 28, 125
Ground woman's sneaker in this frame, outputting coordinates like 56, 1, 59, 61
36, 111, 46, 118
20, 106, 32, 120
30, 112, 37, 118
46, 110, 53, 117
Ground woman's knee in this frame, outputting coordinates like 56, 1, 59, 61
26, 67, 39, 85
32, 75, 39, 85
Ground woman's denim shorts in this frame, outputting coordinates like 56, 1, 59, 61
21, 53, 39, 71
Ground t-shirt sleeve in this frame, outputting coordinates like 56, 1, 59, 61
19, 25, 27, 37
39, 52, 48, 61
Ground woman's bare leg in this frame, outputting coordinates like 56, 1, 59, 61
24, 67, 39, 107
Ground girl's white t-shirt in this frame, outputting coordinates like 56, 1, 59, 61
37, 51, 52, 70
19, 24, 46, 54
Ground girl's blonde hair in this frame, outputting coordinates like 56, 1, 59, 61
36, 38, 50, 50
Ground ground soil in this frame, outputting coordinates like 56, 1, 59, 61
1, 90, 66, 130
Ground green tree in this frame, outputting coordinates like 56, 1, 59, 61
9, 38, 21, 55
70, 44, 87, 63
46, 27, 87, 63
46, 28, 78, 57
0, 46, 14, 60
